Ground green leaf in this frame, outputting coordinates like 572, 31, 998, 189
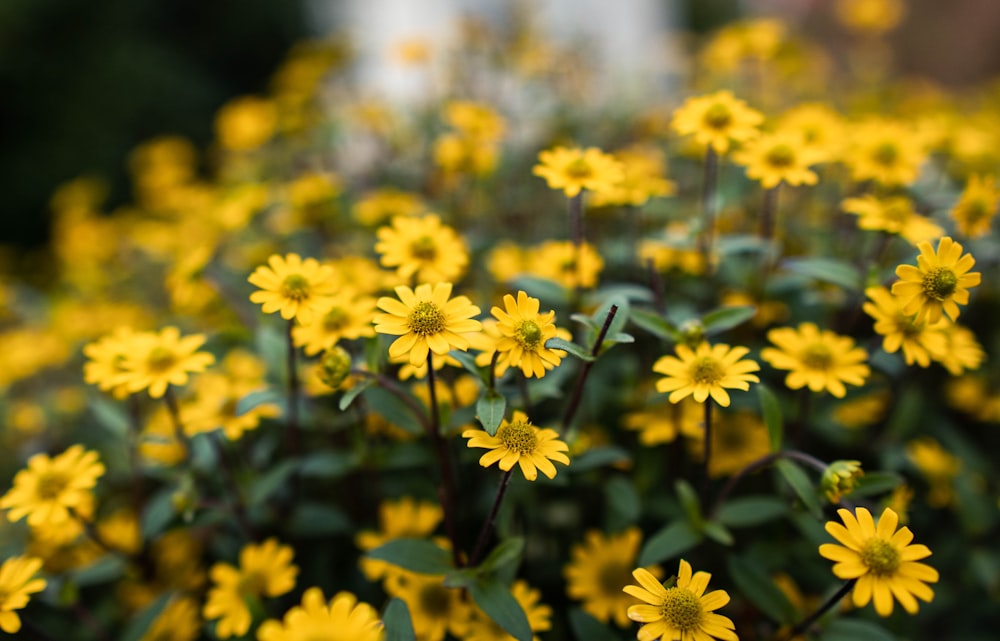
675, 479, 703, 527
820, 617, 897, 641
366, 538, 453, 575
606, 331, 635, 344
604, 476, 641, 530
383, 598, 417, 641
717, 496, 788, 528
141, 487, 176, 540
638, 520, 703, 567
568, 445, 631, 473
630, 308, 680, 341
567, 607, 619, 641
509, 275, 569, 304
89, 396, 130, 439
449, 349, 487, 384
758, 384, 783, 451
442, 568, 479, 589
236, 389, 282, 415
776, 459, 823, 518
71, 555, 127, 587
727, 556, 798, 625
468, 578, 533, 641
248, 459, 298, 506
120, 591, 174, 641
477, 390, 507, 436
287, 503, 353, 537
701, 521, 734, 546
363, 386, 425, 435
298, 451, 358, 479
339, 378, 375, 410
545, 337, 595, 362
592, 297, 630, 345
569, 313, 598, 329
701, 305, 756, 335
783, 257, 862, 291
850, 472, 903, 498
478, 537, 524, 574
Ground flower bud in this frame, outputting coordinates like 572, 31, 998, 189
821, 460, 864, 503
319, 346, 352, 389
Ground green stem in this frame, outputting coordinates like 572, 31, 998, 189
778, 579, 857, 641
700, 147, 719, 269
560, 304, 618, 433
426, 353, 462, 567
701, 400, 714, 511
469, 469, 513, 567
285, 318, 300, 455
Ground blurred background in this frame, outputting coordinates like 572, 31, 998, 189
3, 0, 1000, 255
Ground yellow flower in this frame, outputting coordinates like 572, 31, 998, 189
700, 18, 785, 72
687, 411, 772, 478
375, 214, 469, 284
83, 327, 143, 399
529, 240, 604, 290
842, 195, 944, 245
624, 560, 737, 641
465, 580, 551, 641
906, 438, 961, 507
463, 411, 570, 481
374, 282, 481, 366
652, 342, 760, 407
1, 445, 104, 529
116, 327, 215, 399
589, 145, 676, 207
950, 174, 999, 238
732, 130, 821, 188
777, 103, 847, 163
141, 596, 201, 641
565, 528, 662, 627
892, 236, 981, 324
0, 556, 47, 634
292, 291, 377, 355
532, 146, 625, 198
445, 100, 505, 142
490, 291, 563, 378
931, 323, 985, 375
863, 286, 947, 367
257, 588, 384, 641
845, 120, 927, 186
352, 188, 427, 226
835, 0, 906, 35
203, 538, 299, 638
355, 497, 443, 582
670, 90, 763, 155
622, 400, 704, 447
214, 95, 277, 152
248, 253, 339, 324
184, 371, 281, 440
819, 507, 937, 616
761, 323, 869, 397
385, 573, 471, 641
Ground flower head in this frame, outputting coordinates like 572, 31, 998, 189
845, 119, 927, 186
892, 236, 981, 323
529, 240, 604, 290
950, 174, 999, 238
257, 588, 383, 641
1, 445, 104, 529
732, 130, 822, 188
0, 556, 47, 634
532, 146, 624, 198
819, 507, 938, 616
356, 497, 443, 582
671, 90, 763, 155
374, 282, 482, 366
821, 460, 865, 503
863, 286, 947, 367
653, 342, 760, 407
842, 194, 943, 245
463, 411, 569, 481
761, 323, 869, 397
385, 573, 471, 641
624, 559, 737, 641
490, 291, 563, 378
292, 290, 377, 355
375, 214, 469, 283
588, 146, 676, 207
116, 327, 215, 399
248, 253, 339, 324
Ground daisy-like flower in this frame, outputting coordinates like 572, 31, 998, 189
139, 596, 201, 641
845, 119, 927, 186
292, 290, 377, 356
375, 214, 469, 284
0, 556, 47, 634
117, 326, 215, 399
892, 236, 981, 324
490, 291, 563, 378
688, 411, 772, 478
950, 174, 999, 238
374, 282, 482, 366
203, 538, 299, 639
652, 342, 760, 407
670, 90, 763, 155
862, 286, 947, 367
761, 323, 869, 398
588, 145, 676, 207
819, 507, 938, 617
462, 411, 570, 481
932, 323, 985, 375
257, 587, 383, 641
529, 240, 604, 290
248, 253, 339, 324
622, 400, 704, 447
385, 573, 471, 641
624, 559, 737, 641
1, 445, 104, 529
464, 580, 551, 641
83, 327, 143, 399
732, 130, 822, 188
777, 103, 846, 163
565, 528, 662, 627
532, 146, 625, 198
841, 195, 944, 245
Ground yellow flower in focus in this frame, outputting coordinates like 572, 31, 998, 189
950, 174, 999, 238
892, 236, 981, 324
862, 286, 947, 367
0, 556, 47, 634
355, 497, 443, 583
835, 0, 906, 35
845, 120, 927, 186
624, 560, 737, 641
375, 214, 469, 283
530, 240, 604, 289
532, 146, 625, 198
385, 573, 471, 641
257, 588, 384, 641
374, 282, 482, 366
248, 253, 339, 324
842, 195, 944, 245
653, 342, 760, 407
215, 95, 278, 152
203, 538, 299, 638
761, 323, 869, 397
0, 445, 104, 529
732, 130, 822, 189
819, 507, 937, 616
465, 580, 551, 641
906, 437, 961, 507
671, 90, 763, 155
292, 291, 377, 355
463, 410, 570, 481
623, 399, 704, 447
116, 327, 215, 399
565, 528, 662, 627
490, 291, 563, 378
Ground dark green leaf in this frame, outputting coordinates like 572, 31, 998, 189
442, 568, 479, 589
120, 591, 174, 641
449, 350, 487, 384
727, 556, 798, 625
363, 386, 425, 435
701, 305, 756, 335
567, 608, 619, 641
593, 297, 630, 343
776, 459, 822, 518
675, 479, 703, 527
545, 337, 595, 362
468, 578, 533, 641
783, 257, 862, 291
366, 538, 453, 575
758, 384, 783, 451
631, 308, 680, 341
248, 459, 298, 506
89, 396, 129, 439
606, 331, 635, 344
702, 521, 734, 546
236, 389, 282, 415
339, 378, 375, 410
141, 487, 176, 540
568, 446, 631, 473
820, 617, 897, 641
71, 555, 127, 587
638, 520, 703, 567
477, 391, 507, 436
569, 313, 598, 329
478, 537, 524, 574
717, 496, 788, 528
298, 451, 358, 479
287, 503, 353, 537
850, 472, 903, 498
383, 598, 417, 641
604, 476, 641, 530
509, 276, 569, 304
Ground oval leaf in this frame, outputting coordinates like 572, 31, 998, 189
727, 556, 798, 625
544, 337, 595, 362
339, 378, 375, 410
638, 520, 703, 567
630, 308, 680, 341
366, 538, 453, 575
776, 459, 822, 518
701, 305, 756, 335
717, 496, 788, 528
758, 384, 783, 451
477, 391, 507, 437
383, 598, 417, 641
469, 577, 533, 641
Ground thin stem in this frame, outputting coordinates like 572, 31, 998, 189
700, 147, 719, 269
518, 371, 533, 416
711, 450, 828, 519
285, 318, 300, 455
701, 400, 714, 511
778, 579, 857, 641
469, 469, 514, 567
560, 304, 619, 433
210, 435, 257, 540
162, 386, 190, 460
426, 353, 462, 568
647, 258, 666, 314
488, 350, 501, 392
569, 192, 584, 248
760, 184, 780, 242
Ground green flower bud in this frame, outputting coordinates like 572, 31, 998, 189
821, 460, 864, 503
319, 346, 352, 389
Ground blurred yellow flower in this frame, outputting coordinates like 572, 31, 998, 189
0, 556, 47, 634
842, 195, 943, 245
732, 130, 821, 188
465, 580, 552, 641
215, 95, 278, 152
257, 588, 384, 641
375, 214, 469, 283
117, 327, 215, 399
533, 146, 624, 198
671, 90, 763, 155
292, 290, 377, 355
0, 445, 104, 529
906, 438, 961, 508
623, 399, 704, 447
845, 120, 927, 186
950, 174, 999, 238
530, 240, 604, 289
355, 497, 443, 583
653, 342, 760, 407
385, 573, 471, 641
835, 0, 906, 35
762, 323, 869, 397
863, 286, 947, 367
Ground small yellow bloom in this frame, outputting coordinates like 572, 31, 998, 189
732, 130, 822, 189
463, 411, 570, 481
653, 342, 760, 407
214, 95, 277, 152
761, 323, 869, 397
892, 236, 981, 324
532, 146, 624, 198
835, 0, 906, 35
248, 253, 339, 324
0, 556, 47, 634
863, 286, 947, 367
490, 291, 563, 378
950, 174, 999, 238
842, 195, 944, 245
375, 214, 469, 284
257, 588, 384, 641
845, 119, 927, 186
117, 327, 216, 399
355, 497, 443, 583
671, 90, 763, 155
292, 290, 377, 355
374, 282, 482, 366
1, 445, 104, 529
529, 240, 604, 290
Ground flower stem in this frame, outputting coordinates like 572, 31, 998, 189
162, 386, 190, 460
701, 400, 714, 511
569, 191, 584, 248
779, 579, 857, 641
285, 318, 300, 455
700, 147, 719, 269
488, 350, 501, 392
518, 371, 534, 416
469, 469, 513, 567
710, 450, 828, 519
426, 353, 462, 567
560, 304, 618, 433
760, 184, 780, 242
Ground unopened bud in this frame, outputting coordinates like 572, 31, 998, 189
319, 346, 352, 389
821, 460, 864, 503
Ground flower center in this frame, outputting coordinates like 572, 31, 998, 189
410, 235, 438, 261
280, 274, 311, 301
565, 158, 593, 179
703, 104, 732, 129
895, 313, 923, 338
35, 471, 69, 500
238, 569, 268, 596
418, 583, 453, 616
660, 587, 704, 631
514, 320, 543, 350
802, 343, 833, 371
498, 420, 538, 454
872, 142, 898, 167
323, 306, 349, 331
147, 346, 177, 373
765, 144, 795, 168
407, 301, 446, 336
597, 562, 634, 596
690, 357, 723, 385
860, 538, 901, 576
963, 198, 989, 221
922, 267, 958, 301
